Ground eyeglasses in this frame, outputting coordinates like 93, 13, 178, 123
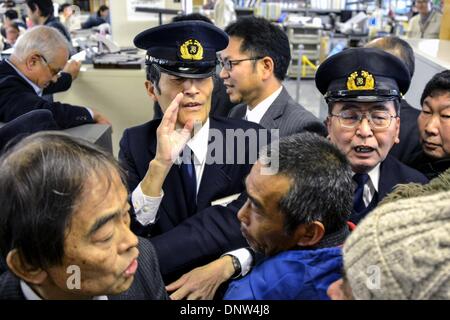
37, 54, 61, 77
218, 56, 264, 71
330, 110, 397, 129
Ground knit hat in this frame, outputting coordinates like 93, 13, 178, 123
343, 190, 450, 299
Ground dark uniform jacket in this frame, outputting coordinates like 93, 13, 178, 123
119, 116, 267, 280
350, 155, 428, 224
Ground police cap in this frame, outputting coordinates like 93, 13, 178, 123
315, 48, 411, 103
134, 21, 228, 78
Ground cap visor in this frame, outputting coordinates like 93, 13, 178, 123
159, 66, 215, 79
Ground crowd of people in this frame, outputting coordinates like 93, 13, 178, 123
0, 0, 448, 301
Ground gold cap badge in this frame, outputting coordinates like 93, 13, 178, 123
347, 70, 375, 90
180, 39, 203, 61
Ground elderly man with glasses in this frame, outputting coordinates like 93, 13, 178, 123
316, 47, 428, 224
0, 26, 109, 129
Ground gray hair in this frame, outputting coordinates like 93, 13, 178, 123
12, 26, 69, 63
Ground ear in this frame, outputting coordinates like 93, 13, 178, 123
325, 117, 334, 139
145, 80, 158, 102
295, 221, 325, 247
260, 57, 274, 80
394, 117, 400, 144
6, 249, 48, 285
25, 53, 40, 71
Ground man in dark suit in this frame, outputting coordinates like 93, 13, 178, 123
316, 47, 428, 224
0, 25, 110, 129
365, 36, 422, 165
119, 21, 268, 284
0, 132, 167, 300
220, 16, 326, 137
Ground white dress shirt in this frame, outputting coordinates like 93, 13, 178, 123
227, 86, 283, 276
132, 119, 210, 226
20, 280, 108, 300
244, 85, 282, 124
356, 163, 380, 207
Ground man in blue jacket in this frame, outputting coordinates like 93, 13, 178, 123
224, 132, 353, 300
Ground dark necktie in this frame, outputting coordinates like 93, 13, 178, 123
353, 173, 369, 213
179, 147, 197, 215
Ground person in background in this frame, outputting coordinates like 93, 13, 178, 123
410, 70, 450, 179
58, 3, 80, 32
327, 168, 450, 300
81, 5, 109, 29
1, 9, 26, 38
0, 26, 110, 128
223, 16, 327, 137
26, 0, 72, 43
0, 132, 168, 300
365, 36, 422, 165
407, 0, 442, 39
3, 22, 20, 49
24, 1, 80, 96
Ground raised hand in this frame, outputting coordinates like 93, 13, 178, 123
141, 93, 194, 197
154, 92, 194, 166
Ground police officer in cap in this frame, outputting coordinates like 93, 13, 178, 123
118, 21, 266, 284
316, 47, 428, 224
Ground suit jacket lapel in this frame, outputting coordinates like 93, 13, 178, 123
259, 87, 288, 129
196, 118, 231, 209
234, 104, 247, 119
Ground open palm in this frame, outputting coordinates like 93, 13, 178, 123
155, 92, 194, 165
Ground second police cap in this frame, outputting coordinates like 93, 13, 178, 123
134, 20, 228, 78
315, 48, 411, 103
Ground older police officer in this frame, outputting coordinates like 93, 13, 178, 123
316, 48, 428, 224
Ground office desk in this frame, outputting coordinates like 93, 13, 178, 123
54, 65, 154, 158
405, 39, 450, 108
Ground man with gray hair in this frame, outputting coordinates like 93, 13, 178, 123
0, 26, 109, 129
